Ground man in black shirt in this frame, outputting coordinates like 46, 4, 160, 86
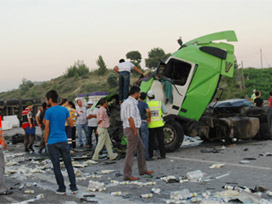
254, 91, 264, 107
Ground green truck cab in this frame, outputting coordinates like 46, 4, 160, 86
140, 31, 239, 151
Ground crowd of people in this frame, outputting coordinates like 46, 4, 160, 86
1, 59, 166, 193
251, 89, 272, 108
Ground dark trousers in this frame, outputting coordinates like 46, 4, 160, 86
71, 127, 76, 149
119, 71, 130, 102
123, 128, 147, 179
65, 126, 72, 149
88, 126, 98, 147
39, 129, 46, 151
149, 127, 166, 158
24, 134, 35, 148
47, 141, 77, 191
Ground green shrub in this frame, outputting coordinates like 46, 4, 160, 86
65, 60, 89, 78
107, 73, 118, 87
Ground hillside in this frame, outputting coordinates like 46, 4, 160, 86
0, 68, 271, 101
0, 70, 138, 101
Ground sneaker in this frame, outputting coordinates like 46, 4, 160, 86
71, 189, 78, 194
56, 189, 66, 195
110, 153, 120, 160
157, 156, 166, 159
28, 145, 35, 152
25, 148, 29, 153
79, 144, 84, 148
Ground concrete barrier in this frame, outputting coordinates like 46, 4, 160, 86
2, 121, 12, 130
3, 115, 20, 128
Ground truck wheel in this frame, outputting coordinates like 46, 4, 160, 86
164, 120, 184, 152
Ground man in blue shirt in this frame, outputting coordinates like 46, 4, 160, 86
137, 92, 151, 159
44, 90, 78, 195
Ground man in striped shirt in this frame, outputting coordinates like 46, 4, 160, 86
121, 86, 154, 181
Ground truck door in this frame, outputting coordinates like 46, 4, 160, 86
149, 57, 195, 115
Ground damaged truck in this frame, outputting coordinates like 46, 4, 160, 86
106, 30, 272, 152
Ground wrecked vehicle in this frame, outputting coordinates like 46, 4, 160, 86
203, 98, 272, 142
138, 30, 272, 151
97, 31, 272, 152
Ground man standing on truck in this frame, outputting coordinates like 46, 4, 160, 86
147, 90, 168, 160
114, 59, 143, 103
22, 102, 36, 153
121, 86, 154, 180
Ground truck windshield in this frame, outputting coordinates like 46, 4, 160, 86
164, 58, 192, 86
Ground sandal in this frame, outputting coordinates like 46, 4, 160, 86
0, 190, 13, 195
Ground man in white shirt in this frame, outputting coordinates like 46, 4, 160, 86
76, 99, 88, 148
86, 100, 98, 149
121, 86, 153, 181
114, 59, 143, 103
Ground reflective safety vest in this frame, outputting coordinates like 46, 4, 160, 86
147, 100, 164, 128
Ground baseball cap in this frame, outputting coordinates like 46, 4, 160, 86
25, 102, 33, 107
87, 100, 94, 105
147, 90, 155, 97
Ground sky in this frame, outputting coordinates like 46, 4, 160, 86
0, 0, 271, 92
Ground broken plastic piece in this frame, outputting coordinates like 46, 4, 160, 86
140, 193, 153, 198
186, 170, 204, 182
209, 163, 225, 169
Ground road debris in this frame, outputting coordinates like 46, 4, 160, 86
110, 191, 122, 196
101, 170, 115, 174
88, 180, 106, 192
140, 193, 153, 198
186, 170, 204, 182
209, 163, 225, 169
161, 175, 179, 183
151, 188, 161, 194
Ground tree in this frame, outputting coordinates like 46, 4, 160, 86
65, 60, 89, 78
19, 78, 34, 93
126, 51, 142, 64
145, 48, 171, 69
96, 55, 107, 75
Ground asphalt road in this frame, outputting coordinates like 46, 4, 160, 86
2, 128, 272, 204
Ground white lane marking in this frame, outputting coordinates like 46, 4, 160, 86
167, 156, 272, 171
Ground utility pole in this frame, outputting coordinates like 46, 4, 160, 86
241, 60, 245, 91
260, 49, 263, 68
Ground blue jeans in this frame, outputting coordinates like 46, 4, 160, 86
47, 142, 77, 191
119, 71, 130, 102
139, 121, 149, 159
76, 124, 88, 145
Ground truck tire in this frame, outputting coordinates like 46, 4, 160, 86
164, 120, 184, 152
